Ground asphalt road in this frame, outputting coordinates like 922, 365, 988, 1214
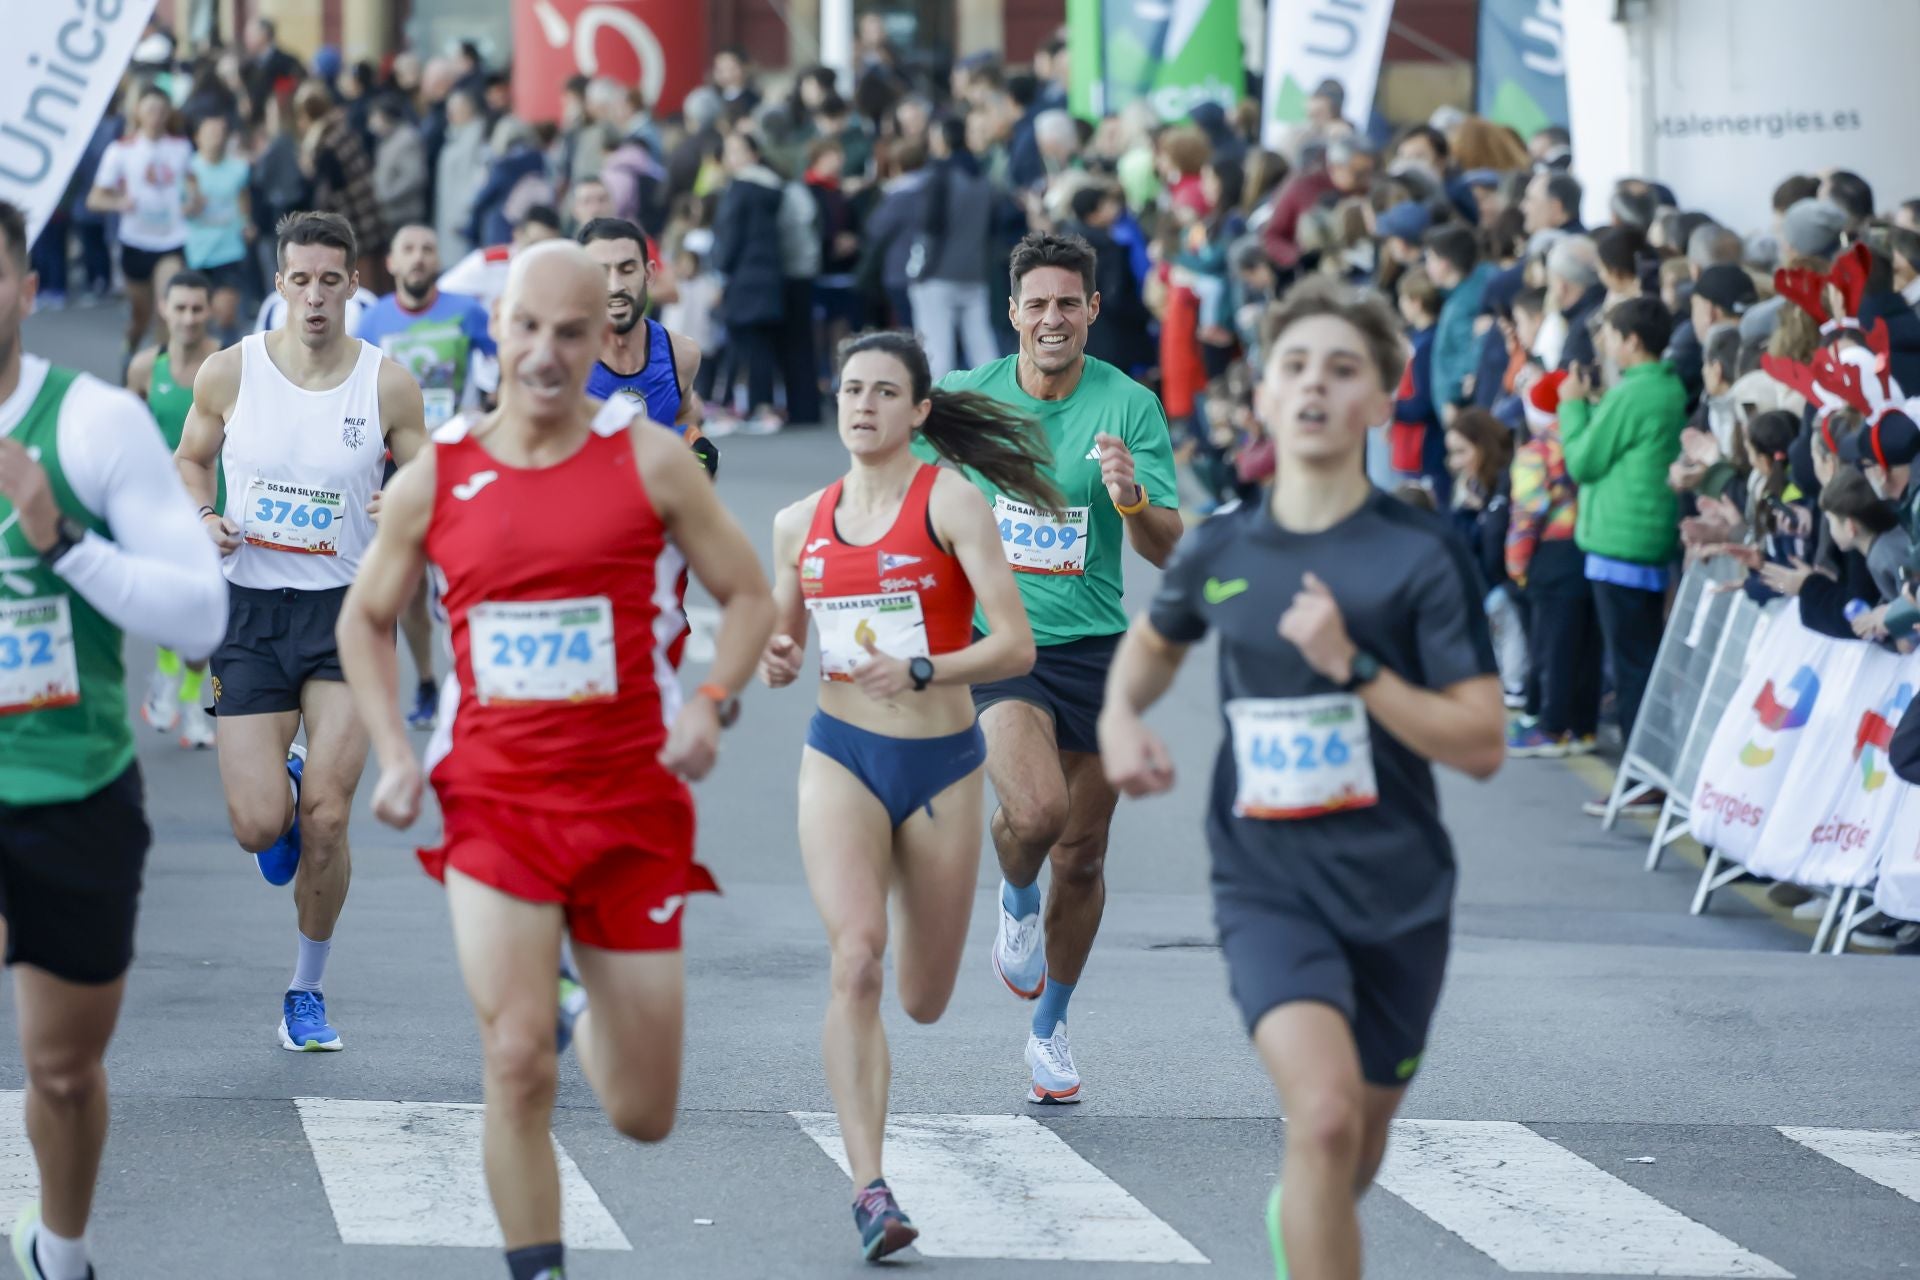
5, 300, 1917, 1280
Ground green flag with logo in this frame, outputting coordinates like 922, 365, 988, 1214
1068, 0, 1244, 121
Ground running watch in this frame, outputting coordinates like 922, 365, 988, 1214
909, 657, 935, 691
1340, 650, 1383, 692
38, 515, 86, 566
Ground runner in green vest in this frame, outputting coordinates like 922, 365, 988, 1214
918, 232, 1185, 1104
0, 199, 228, 1280
127, 269, 223, 749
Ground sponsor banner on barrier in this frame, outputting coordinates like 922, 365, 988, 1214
1688, 604, 1866, 860
0, 0, 160, 242
512, 0, 706, 125
1745, 645, 1918, 889
1874, 787, 1920, 923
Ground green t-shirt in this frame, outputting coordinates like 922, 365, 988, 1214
923, 354, 1178, 645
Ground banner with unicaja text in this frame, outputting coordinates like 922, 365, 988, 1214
0, 0, 160, 243
1261, 0, 1397, 150
1476, 0, 1569, 139
1067, 0, 1244, 122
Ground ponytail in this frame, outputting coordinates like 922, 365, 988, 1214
919, 388, 1067, 516
837, 329, 1066, 517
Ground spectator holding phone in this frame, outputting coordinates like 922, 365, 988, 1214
1559, 297, 1687, 803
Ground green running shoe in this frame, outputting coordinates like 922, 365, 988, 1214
1266, 1184, 1287, 1280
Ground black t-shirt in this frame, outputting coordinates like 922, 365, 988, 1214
1149, 492, 1497, 941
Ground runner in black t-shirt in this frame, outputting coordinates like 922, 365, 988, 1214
1098, 279, 1506, 1280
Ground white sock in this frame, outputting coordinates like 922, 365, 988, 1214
290, 931, 331, 994
35, 1225, 88, 1280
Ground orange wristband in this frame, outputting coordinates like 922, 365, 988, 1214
696, 682, 730, 704
1114, 483, 1150, 516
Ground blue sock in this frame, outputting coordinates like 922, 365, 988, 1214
1002, 878, 1041, 918
1032, 977, 1075, 1038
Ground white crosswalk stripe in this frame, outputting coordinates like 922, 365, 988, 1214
791, 1111, 1209, 1264
1376, 1119, 1792, 1277
1777, 1128, 1920, 1205
293, 1098, 631, 1250
0, 1093, 35, 1235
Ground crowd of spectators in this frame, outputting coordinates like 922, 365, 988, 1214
27, 16, 1920, 941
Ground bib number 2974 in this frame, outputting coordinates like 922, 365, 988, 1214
469, 596, 618, 706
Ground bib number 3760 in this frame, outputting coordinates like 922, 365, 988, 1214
1227, 694, 1379, 820
469, 596, 618, 706
243, 477, 345, 555
0, 596, 81, 717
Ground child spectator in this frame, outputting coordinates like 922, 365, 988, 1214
1391, 267, 1444, 498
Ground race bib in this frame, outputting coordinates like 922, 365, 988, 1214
1227, 695, 1379, 820
422, 388, 456, 429
469, 596, 618, 706
0, 596, 81, 717
243, 478, 346, 555
994, 496, 1089, 575
807, 592, 928, 682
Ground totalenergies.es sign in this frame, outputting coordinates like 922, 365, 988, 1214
512, 0, 706, 124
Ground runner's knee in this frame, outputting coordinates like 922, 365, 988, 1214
482, 1023, 558, 1113
299, 790, 353, 849
999, 792, 1069, 854
1049, 835, 1107, 888
24, 1050, 104, 1110
1286, 1084, 1366, 1169
228, 800, 288, 853
606, 1092, 676, 1145
829, 934, 887, 1008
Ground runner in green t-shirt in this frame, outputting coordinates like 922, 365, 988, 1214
0, 199, 228, 1280
127, 269, 224, 749
922, 232, 1184, 1104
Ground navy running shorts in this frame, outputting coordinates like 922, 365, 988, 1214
970, 631, 1121, 756
211, 585, 349, 717
1214, 890, 1451, 1087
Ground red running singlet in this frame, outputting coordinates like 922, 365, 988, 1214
423, 417, 688, 809
799, 464, 975, 682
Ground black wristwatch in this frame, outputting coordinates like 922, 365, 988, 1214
38, 515, 86, 567
1340, 650, 1382, 692
908, 656, 935, 692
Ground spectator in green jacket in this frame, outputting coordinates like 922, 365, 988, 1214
1423, 223, 1498, 414
1559, 296, 1688, 770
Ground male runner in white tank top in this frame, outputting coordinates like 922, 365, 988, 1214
175, 212, 427, 1052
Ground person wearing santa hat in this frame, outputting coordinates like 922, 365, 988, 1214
1505, 369, 1603, 759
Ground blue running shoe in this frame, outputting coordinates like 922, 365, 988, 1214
254, 745, 305, 886
851, 1178, 918, 1262
407, 683, 437, 731
279, 988, 344, 1052
557, 958, 587, 1055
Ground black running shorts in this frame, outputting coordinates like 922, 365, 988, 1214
970, 631, 1121, 756
0, 765, 150, 984
211, 584, 349, 716
1214, 889, 1450, 1087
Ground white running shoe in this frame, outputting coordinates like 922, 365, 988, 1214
1026, 1021, 1081, 1104
178, 700, 215, 750
141, 669, 181, 734
992, 883, 1046, 1000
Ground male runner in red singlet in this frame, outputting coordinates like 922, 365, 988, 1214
335, 241, 776, 1280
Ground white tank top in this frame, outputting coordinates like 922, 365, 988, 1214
221, 333, 387, 589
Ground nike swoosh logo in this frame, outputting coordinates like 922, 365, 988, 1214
451, 471, 499, 501
647, 895, 685, 925
1204, 577, 1250, 605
